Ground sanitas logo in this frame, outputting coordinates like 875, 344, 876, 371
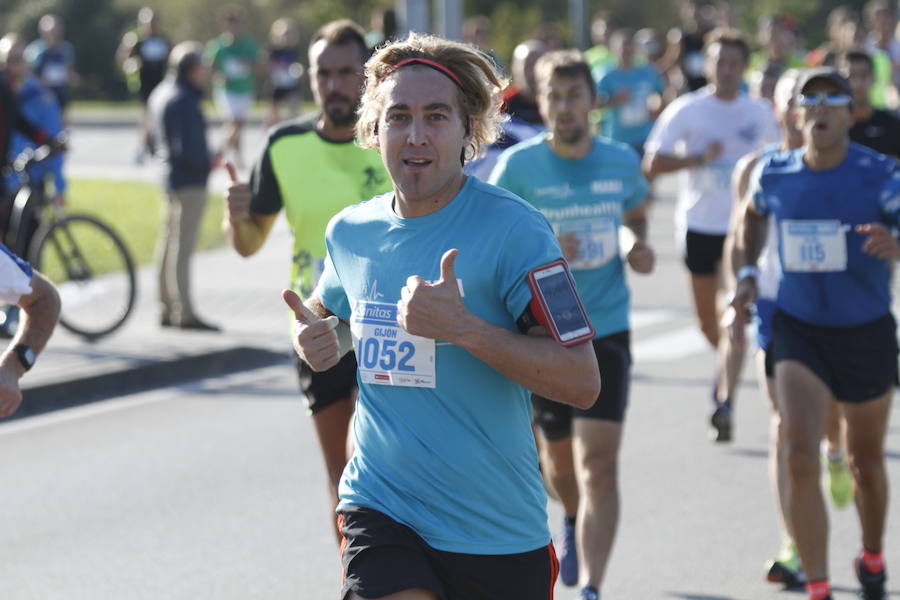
364, 305, 395, 320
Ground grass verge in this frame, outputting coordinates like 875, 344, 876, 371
63, 177, 225, 269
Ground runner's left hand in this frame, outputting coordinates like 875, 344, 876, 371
626, 240, 655, 274
857, 223, 900, 259
398, 249, 469, 342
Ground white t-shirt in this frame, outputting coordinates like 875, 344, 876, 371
645, 87, 779, 235
0, 248, 32, 304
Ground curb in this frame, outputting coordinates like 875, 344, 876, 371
17, 346, 290, 419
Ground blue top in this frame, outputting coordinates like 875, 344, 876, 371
489, 134, 649, 337
6, 77, 65, 195
751, 143, 900, 327
24, 40, 74, 89
316, 176, 562, 554
596, 65, 665, 147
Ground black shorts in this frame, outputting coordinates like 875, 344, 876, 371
770, 310, 898, 403
684, 230, 726, 275
338, 506, 558, 600
533, 331, 631, 441
295, 352, 358, 415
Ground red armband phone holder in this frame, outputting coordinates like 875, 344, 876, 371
526, 258, 595, 347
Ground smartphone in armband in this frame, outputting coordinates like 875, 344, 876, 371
526, 259, 595, 346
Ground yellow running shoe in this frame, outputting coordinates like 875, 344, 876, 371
825, 454, 853, 509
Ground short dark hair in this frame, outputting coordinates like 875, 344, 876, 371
841, 48, 875, 73
310, 19, 369, 61
704, 27, 750, 62
535, 50, 596, 98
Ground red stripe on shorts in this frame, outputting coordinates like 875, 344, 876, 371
337, 513, 348, 583
548, 542, 559, 599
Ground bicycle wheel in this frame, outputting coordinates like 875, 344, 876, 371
29, 214, 137, 339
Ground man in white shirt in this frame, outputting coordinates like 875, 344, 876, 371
643, 27, 779, 441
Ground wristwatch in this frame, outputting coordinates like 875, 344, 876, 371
737, 265, 759, 282
13, 344, 35, 372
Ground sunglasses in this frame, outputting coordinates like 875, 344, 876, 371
796, 93, 851, 108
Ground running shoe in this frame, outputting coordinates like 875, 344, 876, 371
765, 537, 806, 588
558, 518, 578, 587
710, 402, 732, 442
824, 454, 853, 509
577, 586, 599, 600
855, 555, 887, 600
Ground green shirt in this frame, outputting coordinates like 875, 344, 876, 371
206, 34, 258, 93
249, 115, 392, 297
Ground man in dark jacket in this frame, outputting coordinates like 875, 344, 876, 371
148, 41, 218, 331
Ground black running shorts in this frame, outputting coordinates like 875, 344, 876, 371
295, 352, 358, 415
770, 310, 898, 403
684, 230, 726, 275
532, 331, 631, 441
338, 506, 558, 600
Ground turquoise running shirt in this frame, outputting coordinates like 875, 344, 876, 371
315, 176, 562, 554
490, 134, 649, 337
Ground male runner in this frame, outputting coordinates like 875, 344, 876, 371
643, 27, 778, 441
731, 67, 899, 600
490, 50, 653, 600
839, 49, 900, 159
286, 32, 600, 600
224, 20, 390, 541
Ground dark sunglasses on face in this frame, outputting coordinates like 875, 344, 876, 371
796, 93, 851, 108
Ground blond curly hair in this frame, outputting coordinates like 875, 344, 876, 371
355, 32, 508, 162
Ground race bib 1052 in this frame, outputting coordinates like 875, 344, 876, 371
350, 300, 436, 388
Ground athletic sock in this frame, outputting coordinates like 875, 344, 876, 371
806, 579, 831, 600
861, 548, 885, 573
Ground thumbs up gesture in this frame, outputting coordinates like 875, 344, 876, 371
397, 249, 469, 341
224, 161, 251, 222
282, 289, 343, 372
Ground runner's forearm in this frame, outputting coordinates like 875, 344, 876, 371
453, 318, 600, 409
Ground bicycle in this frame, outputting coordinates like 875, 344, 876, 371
3, 143, 137, 340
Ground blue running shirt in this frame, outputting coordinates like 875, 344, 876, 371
489, 134, 649, 337
751, 144, 900, 327
596, 65, 665, 147
315, 177, 562, 554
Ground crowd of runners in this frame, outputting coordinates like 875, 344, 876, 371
1, 1, 900, 599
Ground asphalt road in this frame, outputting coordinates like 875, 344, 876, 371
2, 122, 898, 599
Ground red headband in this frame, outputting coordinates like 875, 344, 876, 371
385, 57, 464, 88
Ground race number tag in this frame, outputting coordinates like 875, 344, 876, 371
556, 217, 617, 270
350, 300, 436, 388
697, 163, 732, 195
781, 219, 848, 272
223, 57, 249, 79
620, 95, 649, 127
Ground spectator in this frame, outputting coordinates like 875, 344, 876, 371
0, 244, 60, 417
116, 7, 171, 163
148, 41, 218, 332
206, 5, 259, 169
24, 14, 75, 124
263, 18, 304, 129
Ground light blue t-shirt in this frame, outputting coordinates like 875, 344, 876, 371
489, 135, 649, 337
751, 143, 900, 327
596, 65, 665, 148
316, 176, 562, 555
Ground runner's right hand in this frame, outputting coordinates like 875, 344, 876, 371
557, 232, 581, 262
282, 290, 342, 372
225, 162, 251, 221
727, 278, 757, 344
